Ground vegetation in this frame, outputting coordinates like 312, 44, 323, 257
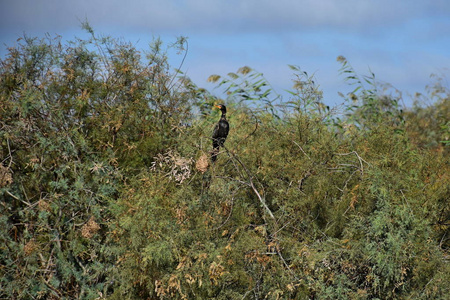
1, 28, 448, 299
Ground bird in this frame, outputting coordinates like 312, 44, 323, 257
211, 104, 229, 162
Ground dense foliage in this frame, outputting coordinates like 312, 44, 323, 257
1, 29, 448, 299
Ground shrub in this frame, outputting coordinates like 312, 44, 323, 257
1, 30, 448, 299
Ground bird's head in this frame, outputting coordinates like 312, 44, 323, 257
214, 104, 227, 114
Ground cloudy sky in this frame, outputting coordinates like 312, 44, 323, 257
1, 0, 449, 106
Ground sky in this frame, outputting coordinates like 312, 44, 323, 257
1, 0, 449, 107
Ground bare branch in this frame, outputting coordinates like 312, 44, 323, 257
292, 140, 311, 160
335, 151, 370, 176
7, 138, 13, 168
224, 145, 275, 220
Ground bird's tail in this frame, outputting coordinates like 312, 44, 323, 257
211, 140, 220, 162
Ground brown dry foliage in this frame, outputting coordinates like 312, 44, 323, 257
81, 217, 101, 239
195, 153, 209, 173
0, 164, 13, 188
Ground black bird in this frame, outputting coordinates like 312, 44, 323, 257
211, 104, 229, 162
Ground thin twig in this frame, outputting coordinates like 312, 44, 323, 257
7, 138, 13, 168
212, 195, 235, 231
270, 220, 292, 238
166, 39, 189, 93
241, 290, 252, 300
6, 190, 36, 208
276, 247, 299, 280
215, 176, 250, 187
335, 151, 370, 176
224, 146, 275, 220
292, 140, 311, 160
6, 190, 20, 201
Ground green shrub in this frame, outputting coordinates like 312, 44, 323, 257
1, 30, 448, 299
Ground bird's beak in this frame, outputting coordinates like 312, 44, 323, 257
214, 105, 221, 109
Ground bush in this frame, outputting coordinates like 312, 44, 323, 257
0, 27, 195, 299
1, 30, 448, 299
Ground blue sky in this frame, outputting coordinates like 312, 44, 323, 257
1, 0, 449, 107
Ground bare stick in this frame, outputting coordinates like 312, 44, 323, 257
7, 138, 13, 168
335, 151, 370, 176
223, 146, 275, 220
292, 140, 311, 160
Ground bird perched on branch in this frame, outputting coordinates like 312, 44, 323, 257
211, 104, 229, 162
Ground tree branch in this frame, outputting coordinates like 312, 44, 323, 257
223, 145, 275, 220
